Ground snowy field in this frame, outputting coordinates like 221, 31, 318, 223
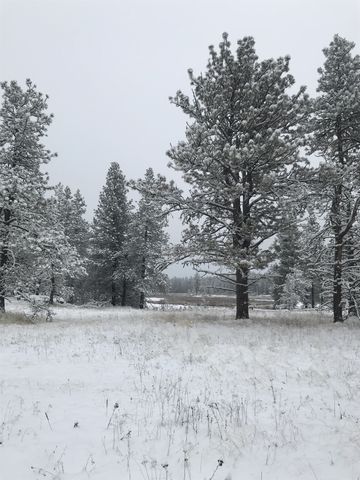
1, 304, 360, 480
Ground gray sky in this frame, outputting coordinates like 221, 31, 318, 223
1, 0, 360, 275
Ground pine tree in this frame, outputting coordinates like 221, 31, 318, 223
72, 189, 90, 257
296, 209, 326, 308
91, 162, 131, 305
0, 80, 55, 312
129, 168, 170, 308
54, 184, 90, 302
309, 35, 360, 322
272, 212, 301, 307
32, 195, 85, 304
192, 272, 201, 295
55, 185, 89, 256
167, 34, 309, 319
279, 268, 311, 309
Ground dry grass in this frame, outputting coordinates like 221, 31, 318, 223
250, 308, 335, 326
0, 311, 35, 325
134, 305, 337, 330
2, 304, 360, 478
158, 293, 274, 308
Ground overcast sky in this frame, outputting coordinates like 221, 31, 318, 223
1, 0, 360, 275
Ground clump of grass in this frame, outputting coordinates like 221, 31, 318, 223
0, 311, 35, 325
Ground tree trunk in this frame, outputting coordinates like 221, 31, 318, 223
345, 209, 357, 316
0, 208, 11, 313
332, 117, 345, 323
0, 263, 6, 312
139, 290, 145, 310
139, 252, 146, 309
232, 174, 251, 320
311, 282, 315, 309
121, 277, 127, 307
235, 268, 249, 319
0, 294, 4, 312
111, 280, 117, 306
111, 259, 118, 306
139, 226, 148, 309
333, 236, 343, 322
49, 265, 55, 305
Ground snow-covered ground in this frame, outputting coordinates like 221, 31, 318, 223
1, 303, 360, 479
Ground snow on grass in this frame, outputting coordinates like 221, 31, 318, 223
0, 304, 360, 479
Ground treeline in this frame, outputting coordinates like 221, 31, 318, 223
169, 274, 272, 297
1, 33, 360, 322
0, 80, 170, 313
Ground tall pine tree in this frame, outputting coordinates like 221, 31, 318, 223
0, 80, 55, 312
272, 211, 301, 307
309, 35, 360, 322
91, 162, 131, 305
168, 34, 309, 319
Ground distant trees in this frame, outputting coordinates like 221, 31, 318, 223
278, 268, 310, 310
168, 33, 309, 319
89, 164, 171, 308
169, 272, 273, 297
169, 276, 194, 293
271, 212, 301, 307
128, 168, 170, 308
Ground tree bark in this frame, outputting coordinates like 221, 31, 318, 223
311, 281, 315, 309
0, 208, 11, 313
121, 277, 127, 307
49, 263, 56, 305
236, 268, 249, 319
111, 259, 118, 306
139, 252, 146, 309
139, 290, 145, 310
139, 226, 148, 309
49, 275, 55, 304
233, 168, 251, 320
111, 279, 117, 306
332, 117, 345, 323
345, 204, 357, 316
333, 236, 343, 322
0, 261, 6, 312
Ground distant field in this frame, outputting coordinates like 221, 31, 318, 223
151, 292, 274, 308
